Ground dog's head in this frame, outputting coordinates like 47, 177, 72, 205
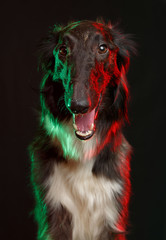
40, 20, 135, 140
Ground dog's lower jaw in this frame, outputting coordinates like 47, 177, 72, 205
75, 129, 94, 140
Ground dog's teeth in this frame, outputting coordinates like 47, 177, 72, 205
73, 124, 78, 130
90, 123, 94, 130
76, 130, 92, 137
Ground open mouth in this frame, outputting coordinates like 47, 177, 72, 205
73, 109, 95, 140
73, 95, 102, 140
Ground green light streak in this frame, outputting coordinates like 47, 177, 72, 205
29, 151, 51, 240
40, 72, 50, 125
44, 47, 77, 160
53, 24, 63, 33
44, 115, 79, 160
66, 21, 81, 30
40, 46, 77, 160
52, 47, 72, 91
58, 21, 81, 32
52, 49, 61, 81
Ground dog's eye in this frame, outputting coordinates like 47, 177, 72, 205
98, 44, 108, 54
59, 46, 68, 56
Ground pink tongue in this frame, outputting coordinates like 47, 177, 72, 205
74, 109, 95, 132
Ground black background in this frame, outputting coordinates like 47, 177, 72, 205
1, 0, 166, 239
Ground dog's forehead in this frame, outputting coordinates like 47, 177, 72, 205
63, 21, 110, 42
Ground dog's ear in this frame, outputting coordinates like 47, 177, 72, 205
38, 25, 62, 74
106, 24, 136, 121
108, 24, 136, 73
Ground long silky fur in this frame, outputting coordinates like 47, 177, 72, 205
29, 20, 135, 240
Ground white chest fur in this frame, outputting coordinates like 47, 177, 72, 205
45, 160, 122, 240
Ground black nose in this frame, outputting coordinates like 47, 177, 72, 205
70, 99, 89, 114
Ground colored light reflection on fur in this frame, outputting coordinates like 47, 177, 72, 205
40, 53, 77, 159
44, 115, 79, 160
29, 20, 135, 240
29, 152, 49, 240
